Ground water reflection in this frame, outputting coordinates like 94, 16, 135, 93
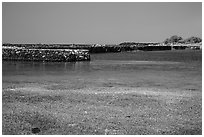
2, 61, 92, 76
2, 60, 183, 76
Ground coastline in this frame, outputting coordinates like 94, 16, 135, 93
2, 51, 202, 134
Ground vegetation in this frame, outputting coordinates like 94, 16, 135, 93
164, 35, 202, 44
184, 36, 202, 43
3, 35, 202, 56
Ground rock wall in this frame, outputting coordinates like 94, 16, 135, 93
3, 43, 195, 54
172, 46, 187, 50
138, 46, 172, 51
2, 46, 90, 62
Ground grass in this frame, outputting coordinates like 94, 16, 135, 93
2, 85, 202, 135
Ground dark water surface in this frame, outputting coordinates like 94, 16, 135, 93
3, 50, 202, 90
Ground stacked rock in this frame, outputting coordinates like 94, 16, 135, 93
2, 46, 90, 62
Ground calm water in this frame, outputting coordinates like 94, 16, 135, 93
2, 50, 202, 91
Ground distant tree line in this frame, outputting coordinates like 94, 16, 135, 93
3, 35, 202, 54
119, 42, 138, 46
163, 35, 202, 44
119, 42, 159, 46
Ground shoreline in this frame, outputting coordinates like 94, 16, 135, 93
2, 50, 202, 135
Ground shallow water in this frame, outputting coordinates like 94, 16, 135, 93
3, 50, 202, 92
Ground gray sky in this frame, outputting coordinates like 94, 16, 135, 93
2, 2, 202, 44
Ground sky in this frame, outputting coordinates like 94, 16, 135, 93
2, 2, 202, 44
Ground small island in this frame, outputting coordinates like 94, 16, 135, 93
2, 35, 202, 62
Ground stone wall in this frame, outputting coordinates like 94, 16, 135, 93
2, 46, 90, 62
138, 46, 172, 51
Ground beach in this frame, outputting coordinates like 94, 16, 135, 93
2, 50, 202, 135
